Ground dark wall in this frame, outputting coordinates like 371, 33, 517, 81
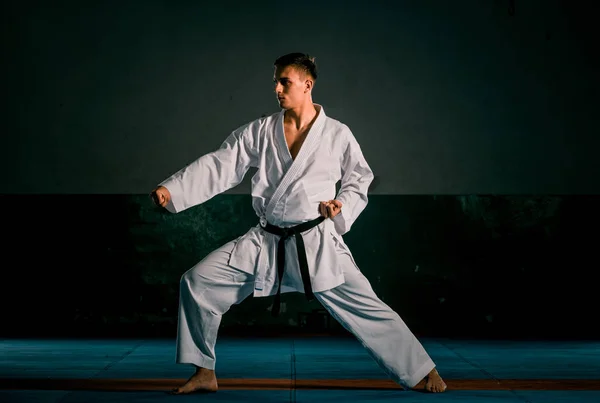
2, 194, 597, 339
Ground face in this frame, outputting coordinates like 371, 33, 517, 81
273, 65, 312, 109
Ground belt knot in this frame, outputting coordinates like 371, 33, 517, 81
281, 227, 295, 238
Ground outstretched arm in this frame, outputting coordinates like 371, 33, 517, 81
158, 122, 259, 213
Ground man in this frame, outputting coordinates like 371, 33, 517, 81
150, 53, 447, 394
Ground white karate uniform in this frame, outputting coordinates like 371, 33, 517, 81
159, 104, 435, 389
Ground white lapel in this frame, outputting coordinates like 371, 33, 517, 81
265, 104, 327, 219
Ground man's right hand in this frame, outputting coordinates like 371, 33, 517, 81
150, 186, 171, 208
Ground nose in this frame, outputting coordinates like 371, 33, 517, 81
274, 82, 283, 94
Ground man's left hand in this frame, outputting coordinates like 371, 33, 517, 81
319, 199, 342, 219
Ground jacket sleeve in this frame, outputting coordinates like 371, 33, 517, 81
158, 121, 259, 213
332, 126, 374, 235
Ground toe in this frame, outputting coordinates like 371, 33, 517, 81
171, 387, 186, 395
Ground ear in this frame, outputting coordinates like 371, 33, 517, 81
304, 78, 314, 93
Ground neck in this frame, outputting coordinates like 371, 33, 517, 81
284, 101, 318, 130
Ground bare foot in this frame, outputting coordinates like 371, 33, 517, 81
171, 366, 218, 395
424, 367, 447, 393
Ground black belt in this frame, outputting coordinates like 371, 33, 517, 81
260, 216, 326, 317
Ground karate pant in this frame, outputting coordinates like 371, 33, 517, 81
176, 240, 436, 389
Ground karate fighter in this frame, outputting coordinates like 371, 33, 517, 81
150, 53, 447, 394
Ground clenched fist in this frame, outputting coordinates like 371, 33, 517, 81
150, 186, 171, 208
319, 199, 342, 219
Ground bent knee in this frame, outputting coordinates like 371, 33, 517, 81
180, 267, 194, 285
179, 260, 230, 292
179, 264, 208, 291
180, 241, 237, 285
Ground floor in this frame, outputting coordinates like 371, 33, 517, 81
1, 336, 599, 402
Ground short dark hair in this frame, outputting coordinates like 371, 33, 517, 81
274, 52, 318, 80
